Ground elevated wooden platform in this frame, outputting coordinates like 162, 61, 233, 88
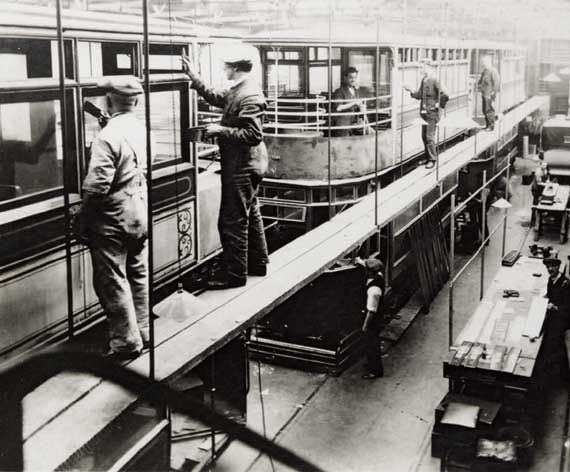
22, 96, 548, 471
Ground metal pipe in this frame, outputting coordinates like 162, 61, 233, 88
502, 159, 510, 257
449, 193, 455, 347
480, 170, 487, 300
374, 14, 380, 227
142, 0, 155, 380
327, 4, 333, 220
56, 0, 75, 340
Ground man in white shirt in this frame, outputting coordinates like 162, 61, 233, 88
357, 257, 386, 379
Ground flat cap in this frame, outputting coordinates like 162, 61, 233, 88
364, 257, 385, 274
543, 257, 562, 267
97, 76, 143, 96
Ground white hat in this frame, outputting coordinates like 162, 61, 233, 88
221, 44, 259, 65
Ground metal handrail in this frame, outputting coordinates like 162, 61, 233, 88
0, 349, 326, 472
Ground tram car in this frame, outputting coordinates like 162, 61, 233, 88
0, 3, 245, 359
237, 31, 526, 236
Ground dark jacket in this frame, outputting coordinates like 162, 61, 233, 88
547, 274, 570, 314
478, 66, 500, 97
410, 76, 446, 119
191, 77, 268, 180
331, 85, 360, 136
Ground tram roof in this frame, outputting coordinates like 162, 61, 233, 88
0, 2, 242, 40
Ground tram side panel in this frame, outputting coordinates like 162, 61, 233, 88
0, 48, 222, 358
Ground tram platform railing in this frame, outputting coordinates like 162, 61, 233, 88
263, 95, 393, 136
0, 348, 325, 472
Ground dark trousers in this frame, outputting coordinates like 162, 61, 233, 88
363, 319, 384, 376
482, 95, 496, 129
219, 172, 269, 281
421, 112, 439, 162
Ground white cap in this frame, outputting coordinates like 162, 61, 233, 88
221, 44, 259, 65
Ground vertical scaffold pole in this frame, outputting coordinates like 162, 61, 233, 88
449, 193, 456, 348
142, 0, 155, 380
480, 170, 487, 301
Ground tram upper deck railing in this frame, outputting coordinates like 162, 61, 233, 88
262, 95, 393, 137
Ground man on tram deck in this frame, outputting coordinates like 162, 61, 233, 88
181, 46, 269, 290
331, 67, 367, 137
79, 76, 151, 361
404, 59, 448, 169
478, 55, 501, 131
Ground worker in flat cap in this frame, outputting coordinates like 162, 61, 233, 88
181, 46, 269, 290
542, 257, 570, 378
404, 58, 449, 170
356, 256, 386, 379
79, 75, 152, 361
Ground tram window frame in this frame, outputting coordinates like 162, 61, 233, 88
78, 40, 138, 78
148, 43, 186, 74
262, 47, 305, 98
308, 46, 342, 97
81, 81, 189, 172
0, 37, 74, 81
0, 88, 78, 212
345, 48, 378, 97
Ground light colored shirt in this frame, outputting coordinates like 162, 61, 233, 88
83, 112, 148, 195
366, 280, 383, 313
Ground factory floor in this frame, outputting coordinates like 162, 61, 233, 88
203, 157, 570, 472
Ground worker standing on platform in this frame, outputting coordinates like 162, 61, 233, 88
356, 257, 385, 379
478, 55, 500, 131
404, 59, 448, 169
181, 46, 269, 290
542, 258, 570, 376
79, 76, 150, 361
331, 67, 366, 137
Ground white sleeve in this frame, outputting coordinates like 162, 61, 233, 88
366, 286, 383, 313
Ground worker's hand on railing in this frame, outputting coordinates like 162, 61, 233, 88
205, 123, 224, 137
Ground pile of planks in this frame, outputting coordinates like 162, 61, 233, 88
409, 207, 450, 306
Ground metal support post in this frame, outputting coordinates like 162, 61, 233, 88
480, 170, 487, 300
502, 162, 510, 257
449, 193, 456, 348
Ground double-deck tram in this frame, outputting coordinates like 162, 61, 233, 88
0, 3, 243, 359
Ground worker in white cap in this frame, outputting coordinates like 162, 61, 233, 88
356, 256, 386, 379
79, 75, 152, 360
181, 46, 269, 290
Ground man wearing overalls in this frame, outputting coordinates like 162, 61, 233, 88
80, 76, 150, 360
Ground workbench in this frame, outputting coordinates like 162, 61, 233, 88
532, 184, 570, 243
433, 256, 550, 466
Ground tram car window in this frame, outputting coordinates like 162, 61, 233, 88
0, 38, 73, 80
148, 43, 186, 73
77, 41, 137, 78
0, 90, 77, 207
82, 83, 189, 169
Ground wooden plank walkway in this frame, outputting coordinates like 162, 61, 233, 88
23, 96, 548, 471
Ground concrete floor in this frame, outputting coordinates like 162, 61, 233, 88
212, 157, 570, 472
